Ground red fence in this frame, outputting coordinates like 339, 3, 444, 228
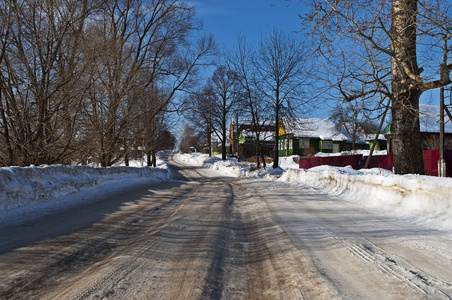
423, 149, 452, 177
298, 155, 363, 170
365, 153, 394, 170
298, 150, 452, 177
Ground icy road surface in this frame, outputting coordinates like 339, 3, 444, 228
1, 155, 452, 299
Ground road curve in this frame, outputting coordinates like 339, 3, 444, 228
1, 155, 452, 299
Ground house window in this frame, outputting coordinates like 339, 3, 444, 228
288, 139, 293, 150
299, 139, 310, 149
322, 141, 333, 150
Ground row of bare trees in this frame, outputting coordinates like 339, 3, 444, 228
0, 0, 213, 167
184, 29, 311, 168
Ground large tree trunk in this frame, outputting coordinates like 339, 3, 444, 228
390, 0, 425, 175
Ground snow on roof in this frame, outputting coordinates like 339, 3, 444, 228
233, 119, 276, 126
284, 118, 348, 141
363, 133, 386, 141
419, 104, 452, 133
351, 133, 386, 145
240, 129, 274, 141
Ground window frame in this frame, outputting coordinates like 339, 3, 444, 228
299, 138, 310, 149
322, 140, 333, 150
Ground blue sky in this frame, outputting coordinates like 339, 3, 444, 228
189, 0, 444, 110
188, 1, 328, 116
192, 0, 307, 48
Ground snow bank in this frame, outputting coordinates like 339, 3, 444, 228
4, 151, 452, 233
181, 153, 452, 232
280, 166, 452, 231
0, 164, 170, 227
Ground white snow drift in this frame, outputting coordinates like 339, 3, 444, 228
180, 153, 452, 232
0, 163, 169, 227
1, 152, 452, 233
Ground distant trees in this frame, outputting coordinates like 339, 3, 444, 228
226, 37, 273, 168
209, 66, 242, 160
184, 66, 241, 160
184, 30, 310, 166
331, 100, 380, 150
0, 0, 213, 167
179, 124, 200, 153
299, 0, 452, 174
184, 85, 215, 155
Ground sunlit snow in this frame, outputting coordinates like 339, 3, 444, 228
1, 152, 451, 233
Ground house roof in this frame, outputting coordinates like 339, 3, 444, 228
283, 118, 348, 141
240, 129, 274, 142
384, 104, 452, 135
363, 134, 386, 141
232, 119, 276, 127
419, 104, 452, 133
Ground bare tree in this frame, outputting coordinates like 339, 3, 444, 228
331, 101, 365, 150
208, 66, 242, 160
184, 85, 216, 156
0, 0, 212, 167
0, 0, 96, 166
254, 28, 309, 168
423, 134, 452, 150
331, 99, 380, 150
0, 0, 14, 166
299, 0, 452, 174
226, 36, 273, 168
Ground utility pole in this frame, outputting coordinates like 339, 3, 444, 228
440, 86, 446, 177
236, 113, 240, 161
439, 33, 451, 177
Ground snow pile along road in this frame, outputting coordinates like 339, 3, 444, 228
280, 166, 452, 231
181, 153, 452, 232
3, 152, 452, 233
0, 164, 169, 227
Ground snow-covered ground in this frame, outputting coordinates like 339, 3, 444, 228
2, 151, 452, 233
0, 155, 170, 227
179, 153, 452, 232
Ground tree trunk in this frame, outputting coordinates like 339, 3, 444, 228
390, 0, 425, 175
147, 152, 152, 167
222, 118, 227, 160
125, 153, 129, 166
273, 106, 280, 168
260, 151, 267, 169
208, 123, 212, 157
152, 150, 157, 168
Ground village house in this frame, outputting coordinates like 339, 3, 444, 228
229, 120, 276, 161
278, 118, 349, 157
230, 117, 391, 160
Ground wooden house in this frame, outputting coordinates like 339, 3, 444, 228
278, 118, 349, 157
229, 120, 276, 160
384, 104, 452, 153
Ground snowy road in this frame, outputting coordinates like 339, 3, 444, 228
1, 155, 452, 299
